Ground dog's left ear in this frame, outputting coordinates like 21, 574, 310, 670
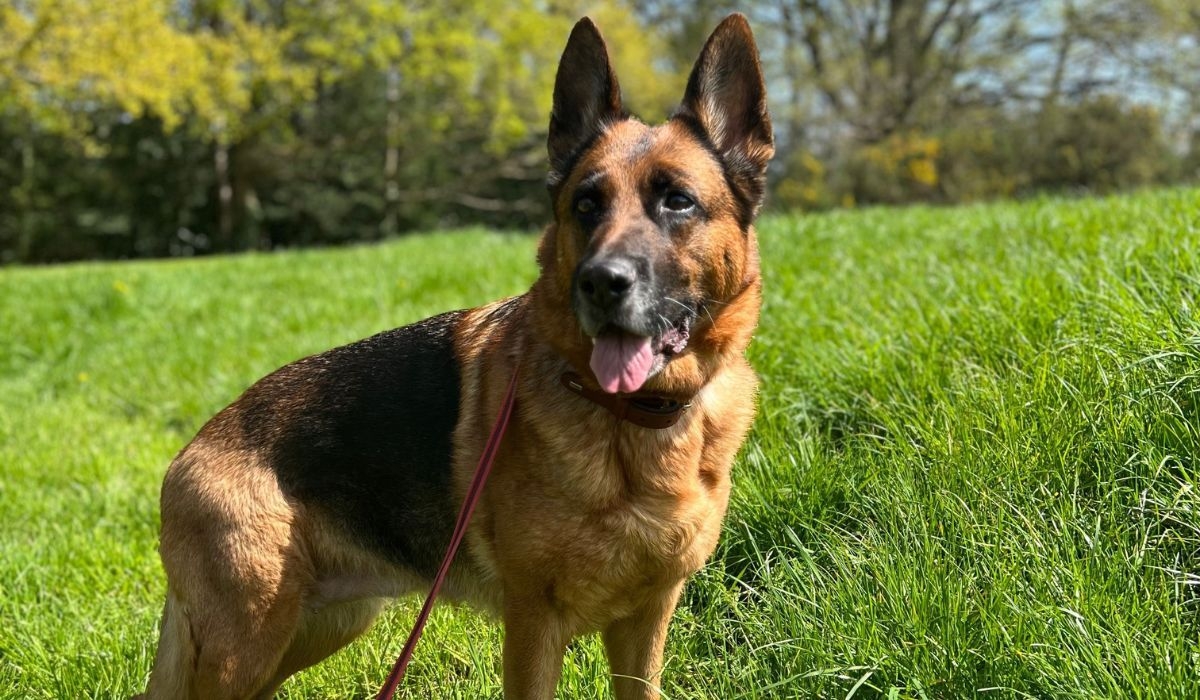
676, 14, 774, 215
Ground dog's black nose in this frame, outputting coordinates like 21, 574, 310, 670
578, 257, 637, 310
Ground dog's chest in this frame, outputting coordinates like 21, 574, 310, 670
594, 488, 719, 575
550, 478, 724, 623
483, 422, 730, 620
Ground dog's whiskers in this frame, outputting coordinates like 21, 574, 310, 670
664, 297, 693, 314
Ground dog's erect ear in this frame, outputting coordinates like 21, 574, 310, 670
548, 18, 624, 186
676, 14, 774, 216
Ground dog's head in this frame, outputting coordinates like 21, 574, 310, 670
531, 14, 773, 396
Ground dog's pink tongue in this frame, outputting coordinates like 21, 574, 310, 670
590, 333, 653, 394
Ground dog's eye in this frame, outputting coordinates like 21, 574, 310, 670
575, 197, 597, 215
664, 192, 695, 212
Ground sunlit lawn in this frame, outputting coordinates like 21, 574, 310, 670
1, 188, 1198, 698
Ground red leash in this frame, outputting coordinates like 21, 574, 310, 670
376, 365, 520, 700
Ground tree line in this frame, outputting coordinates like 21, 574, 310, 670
1, 0, 1197, 263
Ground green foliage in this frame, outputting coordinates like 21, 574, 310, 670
935, 115, 1031, 202
2, 0, 1198, 260
1186, 130, 1200, 182
1029, 97, 1178, 191
765, 0, 1196, 213
0, 0, 311, 141
1, 188, 1198, 697
772, 150, 837, 210
0, 0, 683, 262
839, 131, 943, 206
774, 100, 1183, 211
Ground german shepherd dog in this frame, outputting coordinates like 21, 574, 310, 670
142, 13, 772, 700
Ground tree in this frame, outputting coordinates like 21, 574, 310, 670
776, 0, 1042, 144
0, 0, 313, 257
0, 0, 683, 261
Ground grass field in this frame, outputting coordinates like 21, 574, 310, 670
1, 188, 1198, 699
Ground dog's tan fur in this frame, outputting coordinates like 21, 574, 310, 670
142, 14, 771, 700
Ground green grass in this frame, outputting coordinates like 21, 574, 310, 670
1, 189, 1198, 699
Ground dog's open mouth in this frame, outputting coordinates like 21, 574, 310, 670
589, 320, 690, 394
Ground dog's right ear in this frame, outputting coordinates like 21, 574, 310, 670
548, 18, 624, 187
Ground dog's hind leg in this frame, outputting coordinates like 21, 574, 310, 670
141, 591, 193, 700
143, 579, 304, 700
145, 450, 311, 699
251, 597, 385, 699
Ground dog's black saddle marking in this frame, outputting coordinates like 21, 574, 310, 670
238, 311, 465, 578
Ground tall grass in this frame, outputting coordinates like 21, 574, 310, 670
0, 189, 1196, 698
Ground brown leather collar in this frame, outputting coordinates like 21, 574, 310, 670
559, 372, 692, 429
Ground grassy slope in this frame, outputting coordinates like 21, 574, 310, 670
0, 189, 1197, 699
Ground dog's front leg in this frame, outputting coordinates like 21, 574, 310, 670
502, 590, 570, 699
601, 582, 685, 700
